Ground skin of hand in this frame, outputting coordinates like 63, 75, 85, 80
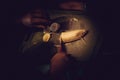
20, 9, 50, 29
59, 1, 85, 11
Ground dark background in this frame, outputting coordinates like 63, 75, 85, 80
4, 0, 120, 80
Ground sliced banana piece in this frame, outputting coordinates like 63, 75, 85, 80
50, 22, 60, 32
43, 33, 51, 42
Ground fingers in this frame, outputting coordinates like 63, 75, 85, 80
19, 9, 50, 28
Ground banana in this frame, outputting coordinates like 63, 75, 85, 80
43, 33, 51, 42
